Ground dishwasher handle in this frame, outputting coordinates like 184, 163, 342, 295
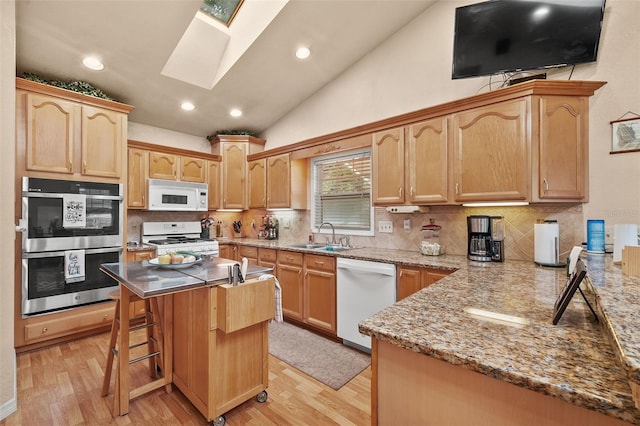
337, 259, 395, 276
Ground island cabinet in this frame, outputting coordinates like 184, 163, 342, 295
396, 265, 452, 301
172, 278, 274, 424
125, 247, 156, 318
372, 117, 449, 205
247, 153, 308, 210
16, 78, 133, 182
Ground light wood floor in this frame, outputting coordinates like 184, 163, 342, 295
1, 330, 371, 425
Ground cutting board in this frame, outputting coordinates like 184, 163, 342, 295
622, 246, 640, 277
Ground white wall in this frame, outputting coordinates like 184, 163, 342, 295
262, 0, 640, 234
128, 121, 211, 153
0, 0, 17, 420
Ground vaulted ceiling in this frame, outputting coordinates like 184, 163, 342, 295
16, 0, 435, 139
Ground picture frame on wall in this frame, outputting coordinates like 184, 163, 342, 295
611, 116, 640, 154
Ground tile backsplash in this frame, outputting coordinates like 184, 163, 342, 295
128, 204, 584, 262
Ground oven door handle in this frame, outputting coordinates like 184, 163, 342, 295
22, 192, 123, 201
22, 247, 123, 258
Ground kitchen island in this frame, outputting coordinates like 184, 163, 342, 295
359, 254, 640, 425
100, 257, 274, 424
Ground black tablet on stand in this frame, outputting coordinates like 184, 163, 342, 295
553, 259, 596, 325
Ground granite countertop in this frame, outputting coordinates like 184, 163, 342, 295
125, 242, 155, 252
358, 255, 640, 424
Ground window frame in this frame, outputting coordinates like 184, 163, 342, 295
310, 148, 374, 238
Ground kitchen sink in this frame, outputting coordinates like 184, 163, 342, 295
288, 243, 327, 249
288, 243, 353, 252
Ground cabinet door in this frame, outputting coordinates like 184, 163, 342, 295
237, 246, 258, 264
536, 96, 588, 201
408, 117, 449, 203
207, 160, 221, 210
372, 127, 405, 204
452, 99, 529, 202
258, 248, 277, 269
222, 142, 247, 209
277, 263, 303, 320
219, 245, 236, 260
248, 159, 266, 209
180, 156, 206, 183
81, 106, 124, 178
127, 147, 148, 208
304, 268, 336, 333
424, 269, 451, 286
149, 151, 178, 180
396, 266, 423, 301
267, 153, 291, 208
24, 93, 78, 174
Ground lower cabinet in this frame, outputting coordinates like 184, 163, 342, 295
396, 266, 452, 301
172, 279, 273, 422
219, 244, 237, 260
258, 248, 277, 269
237, 246, 258, 264
277, 249, 337, 336
126, 248, 156, 317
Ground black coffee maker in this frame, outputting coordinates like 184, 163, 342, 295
467, 215, 504, 262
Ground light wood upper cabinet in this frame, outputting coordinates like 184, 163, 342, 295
127, 147, 148, 209
248, 158, 266, 209
180, 155, 206, 183
267, 153, 291, 208
372, 127, 405, 205
18, 80, 132, 182
149, 151, 178, 180
408, 117, 449, 204
207, 160, 221, 210
534, 95, 588, 201
221, 142, 248, 210
452, 98, 530, 203
81, 106, 125, 179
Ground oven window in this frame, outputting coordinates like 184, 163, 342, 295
27, 250, 119, 300
27, 197, 120, 239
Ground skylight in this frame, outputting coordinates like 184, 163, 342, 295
200, 0, 244, 26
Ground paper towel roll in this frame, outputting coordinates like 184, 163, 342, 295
535, 223, 559, 265
614, 224, 639, 263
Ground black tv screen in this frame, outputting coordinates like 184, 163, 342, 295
452, 0, 606, 79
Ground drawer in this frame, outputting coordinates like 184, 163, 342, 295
278, 250, 304, 267
217, 277, 275, 333
24, 302, 115, 343
258, 248, 277, 264
238, 246, 258, 259
304, 253, 336, 273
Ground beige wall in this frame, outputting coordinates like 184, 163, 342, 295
262, 0, 640, 239
0, 0, 17, 420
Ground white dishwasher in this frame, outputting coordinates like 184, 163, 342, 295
337, 258, 396, 351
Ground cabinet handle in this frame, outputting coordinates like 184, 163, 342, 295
42, 327, 48, 334
543, 179, 549, 193
69, 160, 73, 170
455, 183, 460, 194
399, 270, 403, 277
315, 260, 325, 265
410, 187, 415, 198
399, 187, 403, 198
82, 161, 86, 173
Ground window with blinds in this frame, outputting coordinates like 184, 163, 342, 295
311, 148, 373, 234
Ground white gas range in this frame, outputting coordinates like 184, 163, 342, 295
141, 221, 219, 256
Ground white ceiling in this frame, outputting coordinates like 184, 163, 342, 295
16, 0, 436, 139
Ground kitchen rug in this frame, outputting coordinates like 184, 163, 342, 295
268, 321, 370, 390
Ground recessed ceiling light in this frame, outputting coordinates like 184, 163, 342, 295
181, 102, 195, 111
82, 56, 104, 71
295, 47, 311, 60
230, 108, 242, 117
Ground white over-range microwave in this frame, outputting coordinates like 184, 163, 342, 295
147, 178, 208, 211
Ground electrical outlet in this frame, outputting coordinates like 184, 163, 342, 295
283, 218, 291, 229
379, 221, 393, 233
404, 218, 411, 230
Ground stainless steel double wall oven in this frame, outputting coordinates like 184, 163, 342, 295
20, 177, 124, 316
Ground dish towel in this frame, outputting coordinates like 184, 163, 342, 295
62, 194, 86, 228
259, 274, 283, 323
64, 249, 86, 283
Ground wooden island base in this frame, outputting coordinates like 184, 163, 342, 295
373, 339, 630, 426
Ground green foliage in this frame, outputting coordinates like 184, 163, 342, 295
200, 0, 242, 25
21, 73, 116, 101
206, 130, 256, 142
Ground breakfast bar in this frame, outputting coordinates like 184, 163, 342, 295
359, 253, 640, 425
100, 257, 274, 423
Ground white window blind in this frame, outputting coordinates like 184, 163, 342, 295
312, 149, 372, 232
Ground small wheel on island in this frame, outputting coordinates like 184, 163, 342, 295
212, 415, 226, 426
256, 390, 268, 403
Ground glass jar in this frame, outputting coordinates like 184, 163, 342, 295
421, 219, 444, 256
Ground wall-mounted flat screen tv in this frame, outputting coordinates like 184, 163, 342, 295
452, 0, 606, 80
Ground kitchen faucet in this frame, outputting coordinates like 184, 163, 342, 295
318, 222, 337, 245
